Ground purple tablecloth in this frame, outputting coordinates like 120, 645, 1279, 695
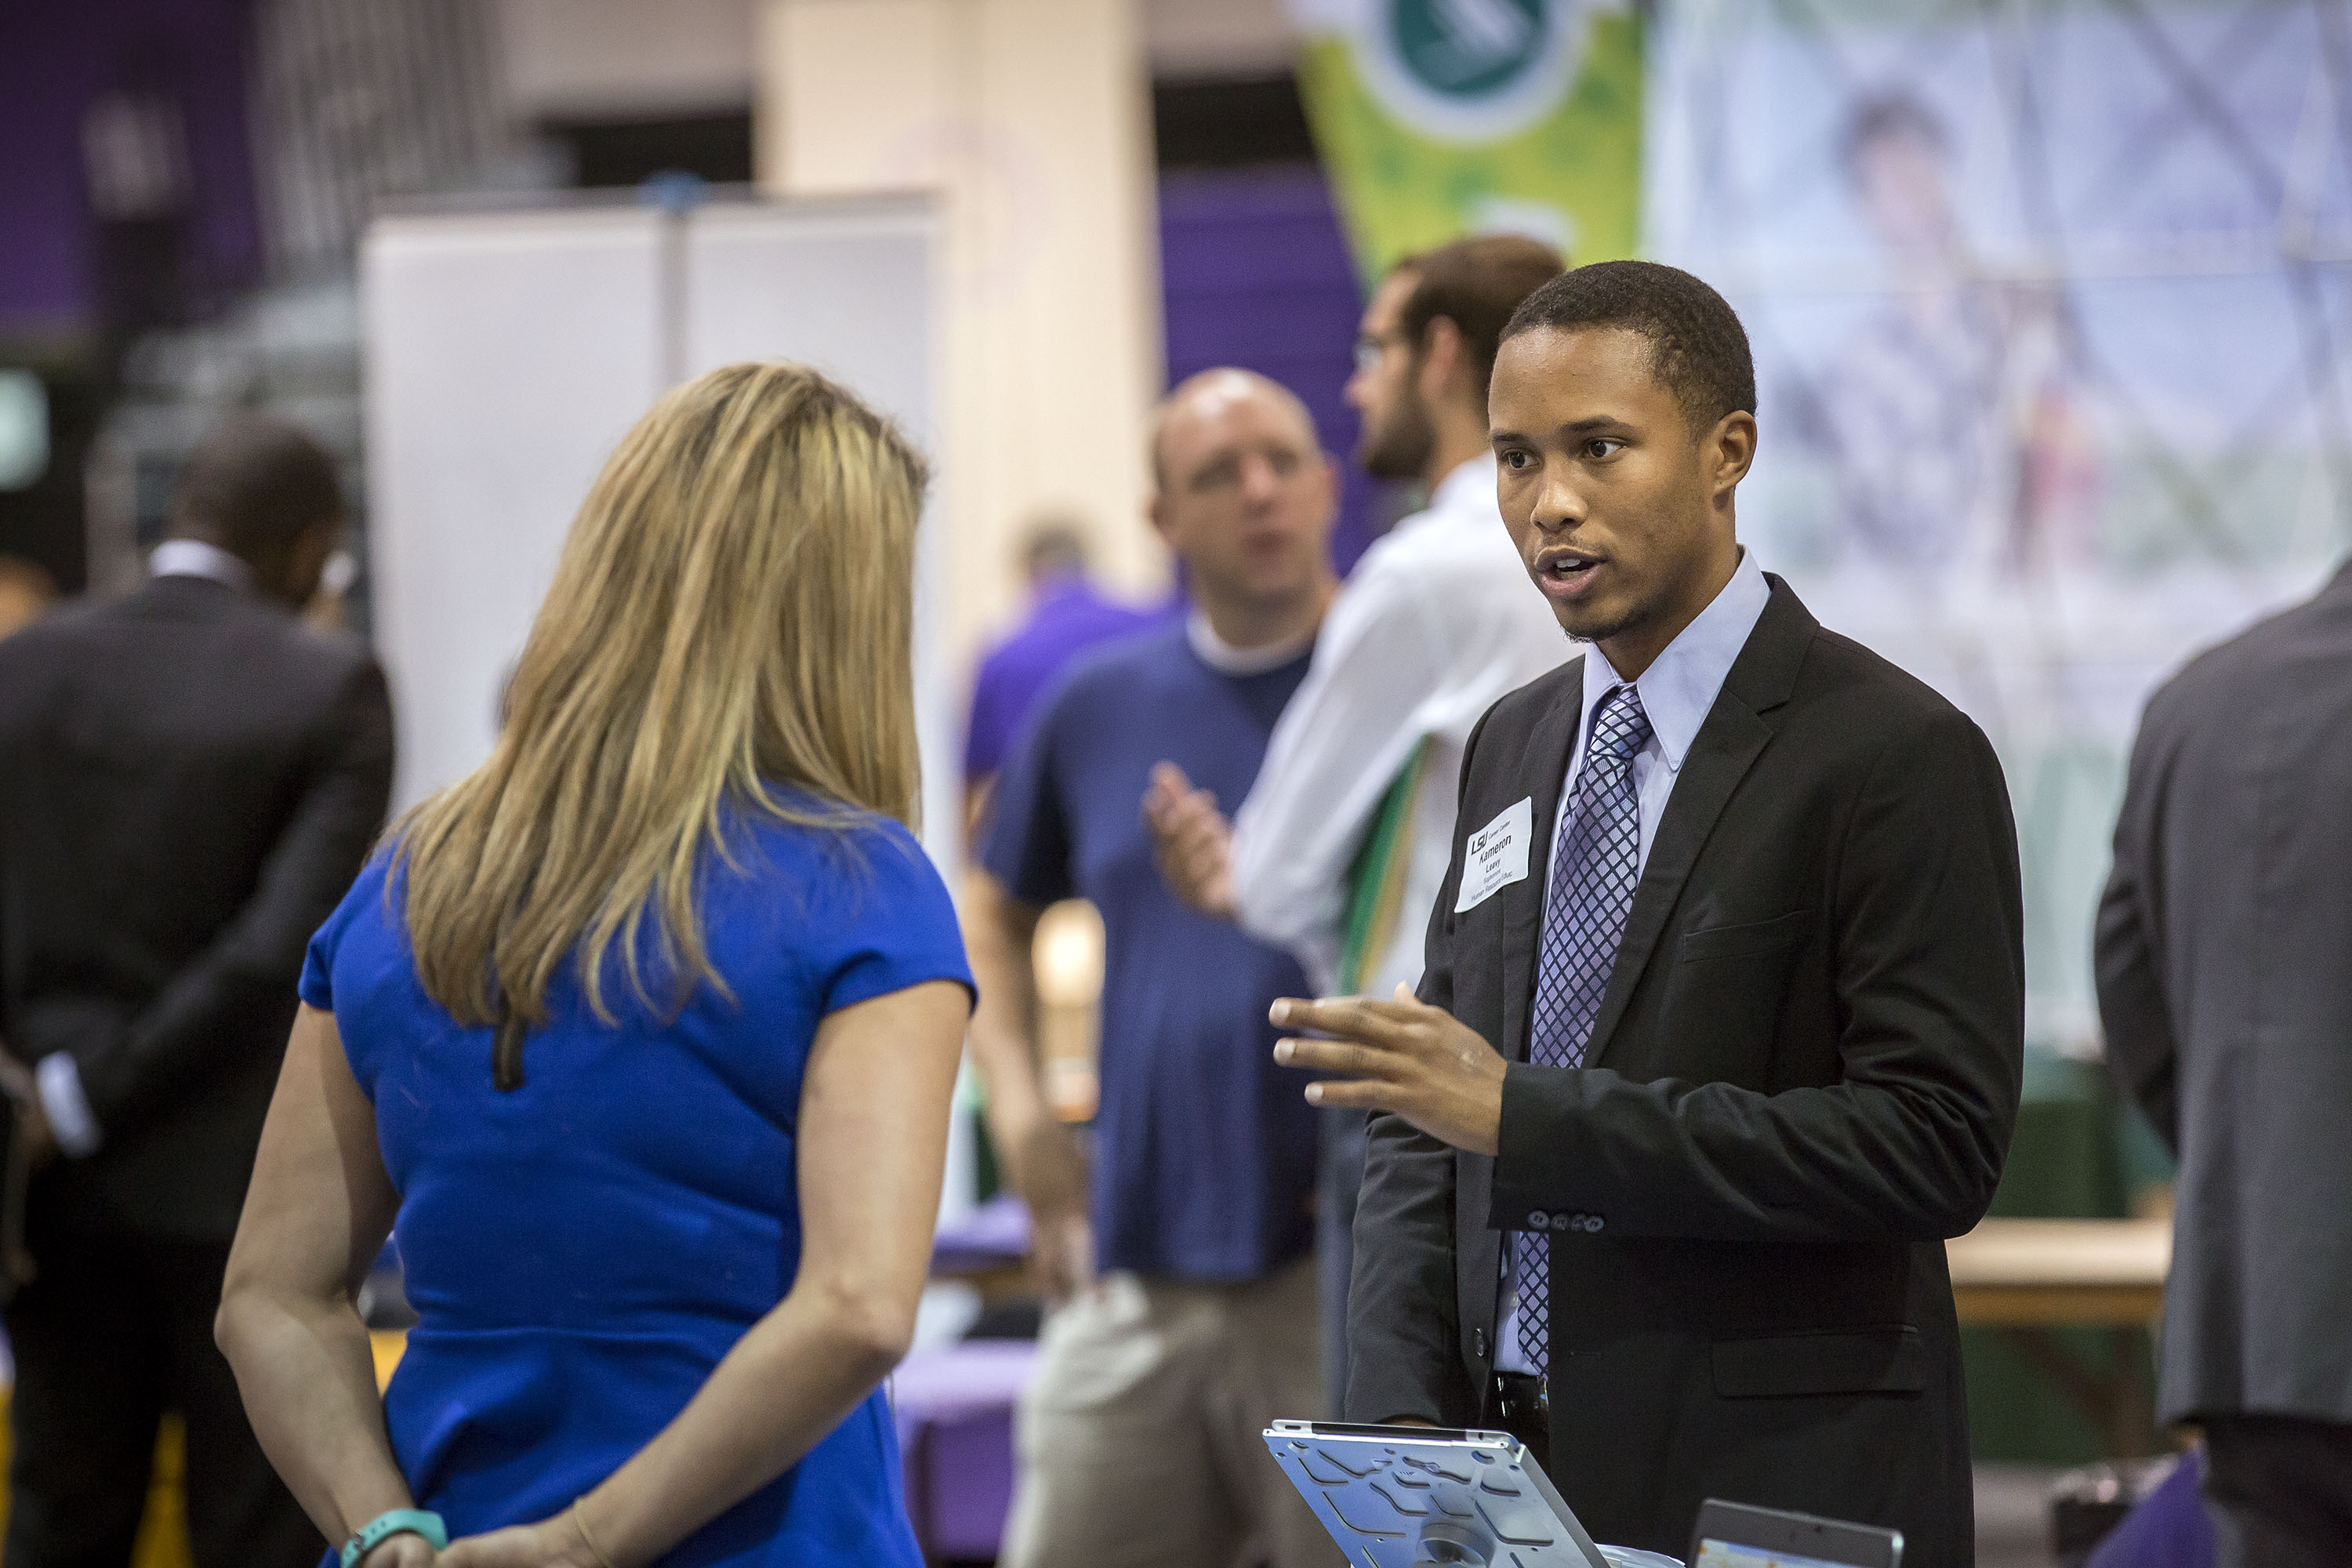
892, 1339, 1036, 1559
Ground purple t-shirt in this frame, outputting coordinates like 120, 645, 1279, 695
962, 579, 1164, 782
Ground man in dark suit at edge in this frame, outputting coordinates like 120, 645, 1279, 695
0, 417, 394, 1568
1272, 262, 2023, 1565
2096, 558, 2352, 1567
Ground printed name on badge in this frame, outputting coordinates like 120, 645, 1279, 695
1454, 797, 1534, 913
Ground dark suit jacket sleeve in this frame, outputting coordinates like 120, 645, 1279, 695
1345, 707, 1490, 1425
1494, 705, 2024, 1243
2093, 687, 2182, 1154
71, 659, 395, 1130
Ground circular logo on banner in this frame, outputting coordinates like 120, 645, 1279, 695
1356, 0, 1595, 143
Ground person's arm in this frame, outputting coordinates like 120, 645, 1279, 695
2094, 695, 2183, 1154
214, 1004, 434, 1568
433, 978, 971, 1568
67, 660, 394, 1145
1160, 563, 1452, 981
963, 867, 1091, 1300
1497, 708, 2025, 1242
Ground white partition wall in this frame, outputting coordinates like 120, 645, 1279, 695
363, 193, 971, 1227
361, 193, 951, 859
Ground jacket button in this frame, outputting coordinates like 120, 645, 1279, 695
1472, 1328, 1490, 1360
1551, 1213, 1572, 1232
1584, 1214, 1605, 1233
1526, 1210, 1548, 1230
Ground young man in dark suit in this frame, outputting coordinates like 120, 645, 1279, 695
1272, 262, 2024, 1566
0, 417, 394, 1568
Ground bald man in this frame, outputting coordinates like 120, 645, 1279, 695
967, 370, 1345, 1566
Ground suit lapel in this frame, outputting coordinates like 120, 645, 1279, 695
1500, 658, 1584, 1064
1581, 579, 1819, 1070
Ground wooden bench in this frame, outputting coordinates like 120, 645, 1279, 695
1947, 1217, 2172, 1455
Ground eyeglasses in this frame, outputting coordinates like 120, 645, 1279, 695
1352, 336, 1403, 376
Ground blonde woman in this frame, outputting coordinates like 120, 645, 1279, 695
216, 364, 974, 1568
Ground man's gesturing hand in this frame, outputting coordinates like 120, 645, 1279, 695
1142, 762, 1237, 920
1271, 986, 1506, 1156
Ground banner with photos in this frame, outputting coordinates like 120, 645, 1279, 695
1646, 0, 2352, 1047
1288, 0, 1645, 279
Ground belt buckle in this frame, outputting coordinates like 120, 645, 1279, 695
1493, 1370, 1549, 1419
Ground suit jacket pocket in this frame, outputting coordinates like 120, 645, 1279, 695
1711, 1327, 1926, 1398
1660, 910, 1815, 1061
1675, 909, 1813, 962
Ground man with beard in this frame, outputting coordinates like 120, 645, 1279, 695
1145, 235, 1568, 1408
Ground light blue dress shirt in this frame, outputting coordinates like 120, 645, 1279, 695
1494, 547, 1773, 1375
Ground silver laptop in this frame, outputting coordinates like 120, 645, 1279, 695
1262, 1421, 1684, 1567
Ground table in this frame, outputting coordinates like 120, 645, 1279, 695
1948, 1217, 2172, 1456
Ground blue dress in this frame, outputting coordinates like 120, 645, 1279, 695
299, 810, 974, 1568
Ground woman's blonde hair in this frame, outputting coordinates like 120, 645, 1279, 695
394, 361, 928, 1028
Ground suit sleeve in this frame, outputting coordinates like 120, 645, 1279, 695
2094, 688, 2183, 1153
1344, 706, 1492, 1425
72, 659, 395, 1132
1492, 706, 2024, 1243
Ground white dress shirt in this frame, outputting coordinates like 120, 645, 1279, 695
1230, 456, 1571, 1002
149, 536, 256, 593
1494, 546, 1773, 1374
33, 539, 262, 1160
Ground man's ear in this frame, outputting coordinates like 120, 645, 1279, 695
1709, 411, 1759, 500
1415, 316, 1465, 407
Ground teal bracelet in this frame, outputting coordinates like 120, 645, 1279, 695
340, 1508, 448, 1568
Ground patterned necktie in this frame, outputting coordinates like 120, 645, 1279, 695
1515, 683, 1652, 1377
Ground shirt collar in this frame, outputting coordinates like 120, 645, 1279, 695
150, 538, 256, 595
1185, 608, 1316, 676
1578, 547, 1772, 773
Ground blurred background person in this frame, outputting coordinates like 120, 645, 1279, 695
1801, 92, 2100, 580
966, 368, 1341, 1568
0, 557, 56, 640
0, 415, 390, 1568
1143, 234, 1568, 1406
962, 514, 1161, 833
216, 364, 973, 1568
2096, 556, 2352, 1568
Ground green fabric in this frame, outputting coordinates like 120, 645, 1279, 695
1292, 9, 1643, 284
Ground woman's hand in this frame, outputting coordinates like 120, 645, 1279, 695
358, 1535, 443, 1568
435, 1515, 601, 1568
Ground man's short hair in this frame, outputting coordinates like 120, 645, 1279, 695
1149, 368, 1319, 492
1021, 516, 1091, 581
169, 416, 343, 563
1501, 260, 1757, 434
1394, 234, 1566, 416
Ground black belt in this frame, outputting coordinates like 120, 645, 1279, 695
1490, 1371, 1552, 1474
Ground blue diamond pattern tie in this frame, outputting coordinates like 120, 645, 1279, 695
1515, 683, 1651, 1377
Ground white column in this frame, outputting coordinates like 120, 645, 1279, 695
756, 0, 1168, 662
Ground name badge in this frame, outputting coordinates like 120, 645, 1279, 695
1454, 797, 1533, 913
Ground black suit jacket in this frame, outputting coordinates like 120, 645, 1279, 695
1345, 578, 2023, 1566
0, 575, 394, 1240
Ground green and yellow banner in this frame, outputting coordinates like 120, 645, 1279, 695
1288, 0, 1644, 282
